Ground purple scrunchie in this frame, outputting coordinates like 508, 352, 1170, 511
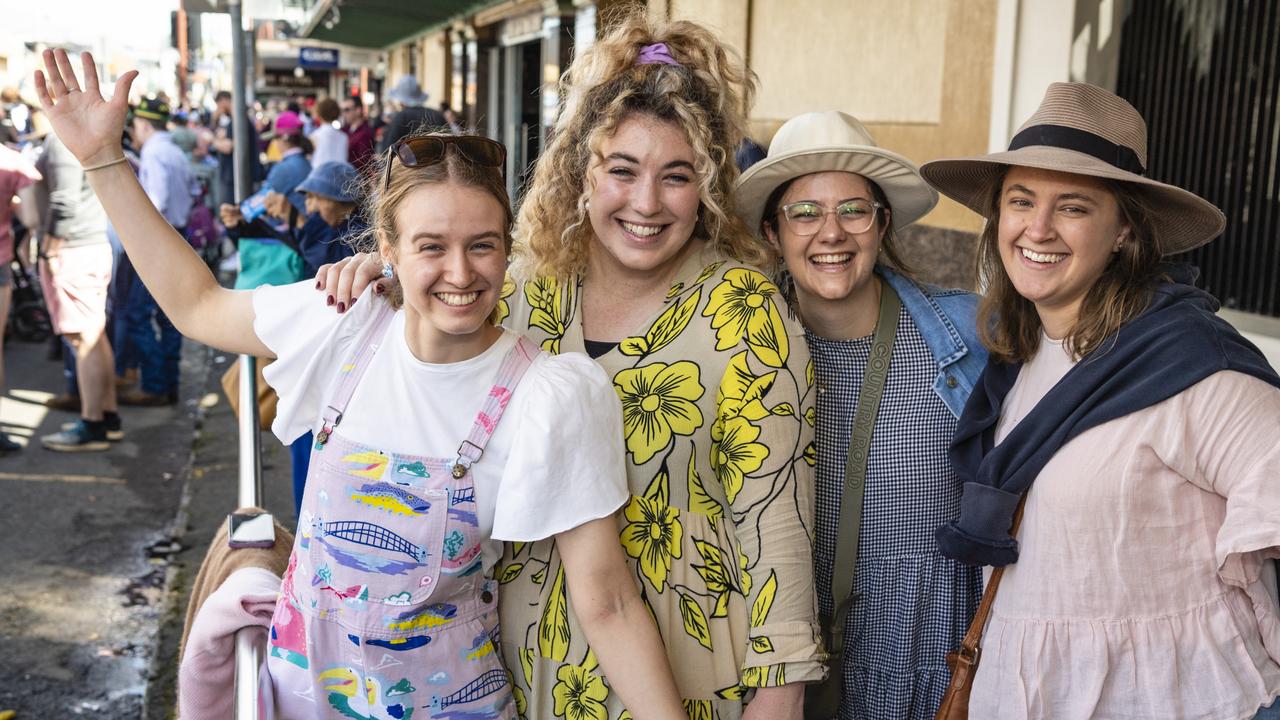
636, 42, 681, 67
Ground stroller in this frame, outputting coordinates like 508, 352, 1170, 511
6, 222, 52, 343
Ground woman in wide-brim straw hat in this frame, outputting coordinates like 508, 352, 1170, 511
921, 81, 1280, 720
736, 110, 985, 719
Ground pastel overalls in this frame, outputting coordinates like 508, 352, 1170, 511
265, 303, 535, 719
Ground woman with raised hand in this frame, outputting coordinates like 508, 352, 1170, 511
733, 111, 984, 719
921, 82, 1280, 719
319, 13, 822, 719
35, 48, 684, 720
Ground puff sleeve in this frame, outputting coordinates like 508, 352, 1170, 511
1168, 371, 1280, 661
251, 281, 378, 444
490, 351, 630, 542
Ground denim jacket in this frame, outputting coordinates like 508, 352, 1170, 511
879, 266, 986, 418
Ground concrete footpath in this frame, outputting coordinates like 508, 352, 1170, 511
0, 323, 294, 717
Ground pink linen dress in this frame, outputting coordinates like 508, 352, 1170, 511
972, 335, 1280, 720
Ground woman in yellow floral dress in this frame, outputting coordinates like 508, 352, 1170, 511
493, 15, 821, 719
318, 13, 822, 720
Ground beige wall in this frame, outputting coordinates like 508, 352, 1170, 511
751, 0, 949, 125
387, 46, 410, 90
669, 0, 749, 61
420, 31, 450, 107
745, 0, 997, 233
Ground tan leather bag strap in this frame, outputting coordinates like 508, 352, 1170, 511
955, 496, 1027, 660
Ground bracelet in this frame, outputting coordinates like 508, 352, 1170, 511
82, 156, 128, 172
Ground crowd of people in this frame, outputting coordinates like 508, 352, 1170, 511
0, 59, 458, 452
24, 8, 1280, 720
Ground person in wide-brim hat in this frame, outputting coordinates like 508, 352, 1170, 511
922, 82, 1280, 720
737, 110, 938, 235
921, 81, 1224, 254
734, 110, 988, 718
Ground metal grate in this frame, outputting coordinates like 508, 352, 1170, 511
1115, 0, 1280, 317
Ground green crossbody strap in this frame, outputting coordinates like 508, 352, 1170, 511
825, 282, 901, 665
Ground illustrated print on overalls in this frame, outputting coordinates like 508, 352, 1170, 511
265, 302, 536, 719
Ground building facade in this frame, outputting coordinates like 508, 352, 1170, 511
303, 0, 1280, 357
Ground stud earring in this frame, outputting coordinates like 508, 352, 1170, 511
381, 262, 395, 279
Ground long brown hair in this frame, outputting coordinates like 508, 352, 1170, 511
353, 133, 514, 321
977, 169, 1164, 363
514, 9, 765, 278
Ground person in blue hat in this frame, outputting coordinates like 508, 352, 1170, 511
260, 160, 363, 278
258, 160, 365, 511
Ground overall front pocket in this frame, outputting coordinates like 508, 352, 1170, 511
308, 477, 451, 631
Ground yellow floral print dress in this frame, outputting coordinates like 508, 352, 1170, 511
496, 246, 823, 720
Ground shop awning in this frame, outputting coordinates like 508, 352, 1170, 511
298, 0, 502, 48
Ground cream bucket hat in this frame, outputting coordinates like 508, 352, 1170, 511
735, 111, 939, 234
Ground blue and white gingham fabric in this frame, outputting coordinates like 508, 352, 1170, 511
808, 308, 982, 720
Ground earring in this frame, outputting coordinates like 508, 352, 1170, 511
381, 262, 395, 279
584, 199, 591, 210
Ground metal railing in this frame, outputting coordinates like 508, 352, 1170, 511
229, 2, 266, 717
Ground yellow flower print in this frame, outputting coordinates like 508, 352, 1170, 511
703, 268, 790, 367
493, 276, 516, 326
693, 261, 726, 287
620, 470, 684, 592
684, 698, 714, 720
711, 416, 769, 504
525, 276, 573, 353
614, 361, 705, 464
551, 663, 609, 720
713, 351, 774, 443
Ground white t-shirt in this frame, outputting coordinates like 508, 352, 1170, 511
308, 123, 349, 167
994, 332, 1078, 444
251, 281, 629, 572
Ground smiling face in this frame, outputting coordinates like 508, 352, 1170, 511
997, 166, 1130, 335
765, 171, 888, 315
585, 114, 703, 282
382, 182, 508, 361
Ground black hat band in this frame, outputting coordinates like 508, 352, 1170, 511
1008, 124, 1146, 176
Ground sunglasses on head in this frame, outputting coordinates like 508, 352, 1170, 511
383, 135, 506, 190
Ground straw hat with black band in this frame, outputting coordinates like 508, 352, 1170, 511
736, 110, 938, 235
920, 82, 1225, 255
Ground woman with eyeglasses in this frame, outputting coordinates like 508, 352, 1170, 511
318, 13, 823, 719
731, 111, 984, 719
35, 48, 685, 720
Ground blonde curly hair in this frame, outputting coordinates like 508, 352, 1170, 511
514, 9, 766, 279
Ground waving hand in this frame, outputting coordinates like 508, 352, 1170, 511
34, 49, 138, 167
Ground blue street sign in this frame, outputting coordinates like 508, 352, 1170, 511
299, 47, 339, 69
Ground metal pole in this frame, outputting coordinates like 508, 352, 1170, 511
233, 628, 266, 719
229, 4, 264, 717
229, 0, 263, 510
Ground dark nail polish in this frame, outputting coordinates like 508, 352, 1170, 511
326, 295, 334, 306
336, 302, 346, 313
374, 284, 384, 295
315, 281, 322, 290
349, 297, 357, 306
